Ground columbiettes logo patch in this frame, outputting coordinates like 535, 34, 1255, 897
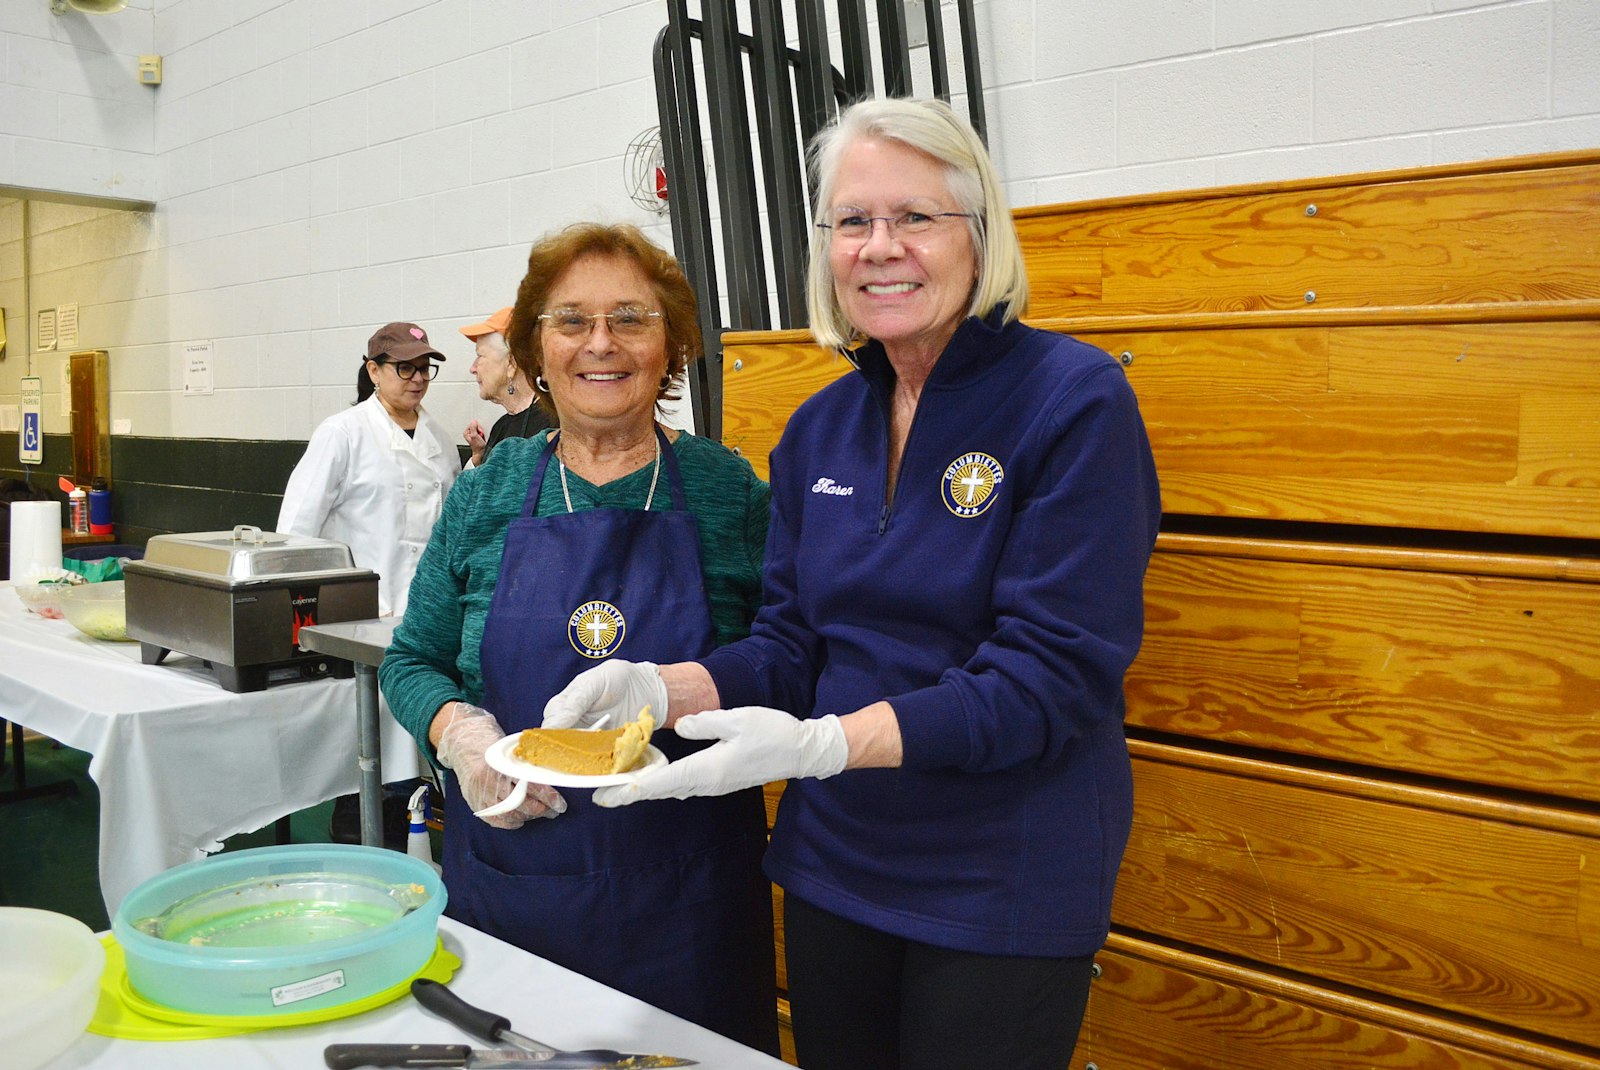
941, 452, 1004, 517
568, 600, 626, 658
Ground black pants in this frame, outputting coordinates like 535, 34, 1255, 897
784, 892, 1095, 1070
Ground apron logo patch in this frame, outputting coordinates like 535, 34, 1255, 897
941, 452, 1004, 517
568, 600, 626, 659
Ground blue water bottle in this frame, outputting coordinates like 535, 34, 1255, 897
89, 477, 113, 535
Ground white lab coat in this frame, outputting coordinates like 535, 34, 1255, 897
278, 395, 461, 616
278, 396, 461, 784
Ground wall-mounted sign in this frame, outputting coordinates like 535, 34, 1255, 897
183, 339, 214, 396
20, 375, 43, 464
56, 303, 78, 349
37, 308, 56, 351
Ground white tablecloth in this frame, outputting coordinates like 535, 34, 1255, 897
43, 917, 792, 1069
0, 585, 363, 914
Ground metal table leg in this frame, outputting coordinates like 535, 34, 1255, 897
354, 662, 385, 848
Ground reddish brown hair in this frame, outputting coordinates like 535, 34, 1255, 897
506, 223, 702, 416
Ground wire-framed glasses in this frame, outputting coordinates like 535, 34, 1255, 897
538, 306, 664, 338
373, 358, 439, 381
815, 211, 974, 241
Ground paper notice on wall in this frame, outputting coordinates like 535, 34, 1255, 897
37, 308, 57, 351
56, 303, 78, 349
183, 339, 215, 396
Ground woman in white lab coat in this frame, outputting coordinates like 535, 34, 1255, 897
278, 321, 462, 617
278, 322, 463, 840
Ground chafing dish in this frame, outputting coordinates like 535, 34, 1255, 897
123, 525, 379, 692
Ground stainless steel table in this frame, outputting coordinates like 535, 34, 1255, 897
296, 617, 398, 850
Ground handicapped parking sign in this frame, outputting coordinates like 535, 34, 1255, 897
19, 375, 42, 464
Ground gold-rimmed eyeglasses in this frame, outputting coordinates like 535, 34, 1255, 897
372, 358, 439, 381
537, 306, 663, 339
815, 211, 973, 241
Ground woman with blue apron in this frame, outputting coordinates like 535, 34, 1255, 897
441, 428, 777, 1053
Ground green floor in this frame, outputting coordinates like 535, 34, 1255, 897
0, 732, 340, 931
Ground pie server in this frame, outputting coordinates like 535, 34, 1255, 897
322, 1043, 697, 1069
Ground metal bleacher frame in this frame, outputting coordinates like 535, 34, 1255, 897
652, 0, 986, 439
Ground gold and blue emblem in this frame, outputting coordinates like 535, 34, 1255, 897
941, 452, 1004, 517
568, 600, 626, 659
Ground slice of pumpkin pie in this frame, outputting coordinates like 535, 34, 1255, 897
514, 708, 656, 775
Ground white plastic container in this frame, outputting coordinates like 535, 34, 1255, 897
0, 907, 107, 1070
68, 486, 90, 535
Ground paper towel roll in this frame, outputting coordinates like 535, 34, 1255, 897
8, 500, 64, 582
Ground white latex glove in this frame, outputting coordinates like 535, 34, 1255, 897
593, 706, 848, 808
541, 660, 668, 731
436, 702, 565, 829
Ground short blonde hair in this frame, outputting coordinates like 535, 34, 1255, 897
805, 98, 1028, 351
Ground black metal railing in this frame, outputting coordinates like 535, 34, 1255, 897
654, 0, 985, 438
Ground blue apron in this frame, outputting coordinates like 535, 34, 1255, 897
443, 428, 777, 1054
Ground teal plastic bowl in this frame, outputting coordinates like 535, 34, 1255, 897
112, 844, 445, 1018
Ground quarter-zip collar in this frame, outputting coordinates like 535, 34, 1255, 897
847, 305, 1022, 415
841, 306, 1023, 529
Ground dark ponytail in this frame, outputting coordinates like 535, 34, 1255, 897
355, 360, 375, 404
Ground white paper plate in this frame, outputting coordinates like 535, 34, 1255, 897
483, 733, 667, 788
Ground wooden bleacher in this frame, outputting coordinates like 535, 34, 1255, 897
727, 149, 1600, 1069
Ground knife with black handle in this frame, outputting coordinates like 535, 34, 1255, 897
323, 1043, 697, 1068
411, 978, 551, 1054
373, 978, 696, 1068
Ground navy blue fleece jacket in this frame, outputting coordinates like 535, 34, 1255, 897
701, 312, 1160, 956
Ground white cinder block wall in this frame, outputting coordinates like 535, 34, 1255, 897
0, 0, 156, 201
1, 0, 1598, 444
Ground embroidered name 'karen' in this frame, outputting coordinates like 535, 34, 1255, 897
811, 478, 854, 496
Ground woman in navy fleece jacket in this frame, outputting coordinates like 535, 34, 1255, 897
543, 97, 1160, 1070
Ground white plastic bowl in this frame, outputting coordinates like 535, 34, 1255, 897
0, 907, 107, 1070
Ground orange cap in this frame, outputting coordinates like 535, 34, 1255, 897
459, 306, 514, 341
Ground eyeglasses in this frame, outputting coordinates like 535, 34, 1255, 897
816, 211, 973, 241
373, 358, 439, 381
537, 306, 663, 339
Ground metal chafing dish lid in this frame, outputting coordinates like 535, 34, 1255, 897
136, 524, 360, 580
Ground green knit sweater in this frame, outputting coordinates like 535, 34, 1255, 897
379, 428, 770, 756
